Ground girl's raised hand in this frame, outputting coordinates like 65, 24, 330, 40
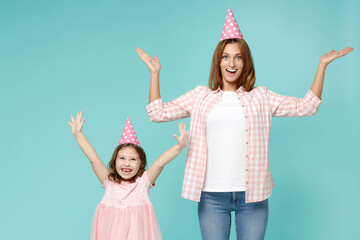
320, 47, 353, 66
173, 122, 189, 149
136, 47, 161, 74
68, 111, 85, 135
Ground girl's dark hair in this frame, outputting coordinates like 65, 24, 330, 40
107, 143, 147, 183
208, 38, 256, 92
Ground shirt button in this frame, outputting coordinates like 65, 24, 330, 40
246, 169, 249, 171
246, 142, 248, 144
242, 105, 244, 107
245, 116, 248, 118
246, 182, 249, 184
246, 155, 248, 158
246, 129, 248, 132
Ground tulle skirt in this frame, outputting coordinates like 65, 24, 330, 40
91, 203, 162, 240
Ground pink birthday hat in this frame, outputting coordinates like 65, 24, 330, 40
220, 8, 244, 41
119, 116, 140, 146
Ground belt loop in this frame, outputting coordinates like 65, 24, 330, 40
232, 192, 236, 207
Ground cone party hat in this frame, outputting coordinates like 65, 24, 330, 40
220, 8, 244, 41
119, 116, 140, 146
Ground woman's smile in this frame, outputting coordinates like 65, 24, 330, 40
220, 43, 243, 91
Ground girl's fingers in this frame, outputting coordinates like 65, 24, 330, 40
173, 134, 180, 142
67, 121, 72, 126
81, 118, 85, 126
179, 123, 187, 136
179, 123, 185, 134
79, 111, 83, 120
71, 115, 75, 122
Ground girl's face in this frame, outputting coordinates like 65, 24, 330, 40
115, 146, 141, 180
220, 43, 243, 90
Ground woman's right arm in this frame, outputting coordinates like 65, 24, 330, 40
137, 47, 198, 122
136, 47, 161, 103
68, 112, 108, 184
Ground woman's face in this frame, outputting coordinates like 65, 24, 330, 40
220, 43, 243, 90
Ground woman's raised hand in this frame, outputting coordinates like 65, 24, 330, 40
68, 111, 85, 135
320, 47, 353, 66
136, 47, 161, 74
173, 122, 190, 149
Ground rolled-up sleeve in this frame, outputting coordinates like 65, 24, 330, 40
265, 88, 323, 117
146, 87, 199, 122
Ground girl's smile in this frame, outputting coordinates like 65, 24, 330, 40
115, 147, 141, 180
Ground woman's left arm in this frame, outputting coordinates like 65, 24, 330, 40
310, 47, 353, 98
267, 47, 353, 117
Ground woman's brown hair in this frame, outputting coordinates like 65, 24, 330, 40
107, 143, 147, 183
208, 38, 255, 92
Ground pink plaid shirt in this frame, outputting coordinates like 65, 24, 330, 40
146, 86, 322, 203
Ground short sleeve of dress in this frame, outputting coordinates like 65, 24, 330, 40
101, 178, 109, 189
141, 171, 155, 189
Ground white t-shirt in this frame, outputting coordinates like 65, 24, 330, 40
202, 90, 246, 192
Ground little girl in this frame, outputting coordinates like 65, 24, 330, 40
68, 111, 189, 240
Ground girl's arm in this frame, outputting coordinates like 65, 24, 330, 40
147, 123, 189, 185
68, 111, 108, 184
310, 47, 353, 98
136, 47, 161, 103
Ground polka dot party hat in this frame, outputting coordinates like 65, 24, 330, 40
220, 8, 244, 41
119, 116, 140, 146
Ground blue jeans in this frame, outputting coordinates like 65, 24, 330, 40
198, 191, 269, 240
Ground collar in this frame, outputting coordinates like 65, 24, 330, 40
214, 85, 245, 94
236, 86, 245, 93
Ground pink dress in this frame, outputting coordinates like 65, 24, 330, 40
91, 171, 162, 240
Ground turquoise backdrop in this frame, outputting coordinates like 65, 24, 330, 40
1, 0, 359, 239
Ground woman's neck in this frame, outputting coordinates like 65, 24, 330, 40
222, 84, 237, 92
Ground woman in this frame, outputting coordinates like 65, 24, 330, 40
136, 8, 352, 240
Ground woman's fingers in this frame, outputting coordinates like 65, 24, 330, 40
321, 47, 353, 65
136, 47, 158, 64
70, 114, 75, 122
136, 48, 146, 60
338, 47, 353, 57
136, 47, 150, 60
136, 48, 144, 59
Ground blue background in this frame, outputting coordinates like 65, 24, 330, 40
1, 0, 359, 239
